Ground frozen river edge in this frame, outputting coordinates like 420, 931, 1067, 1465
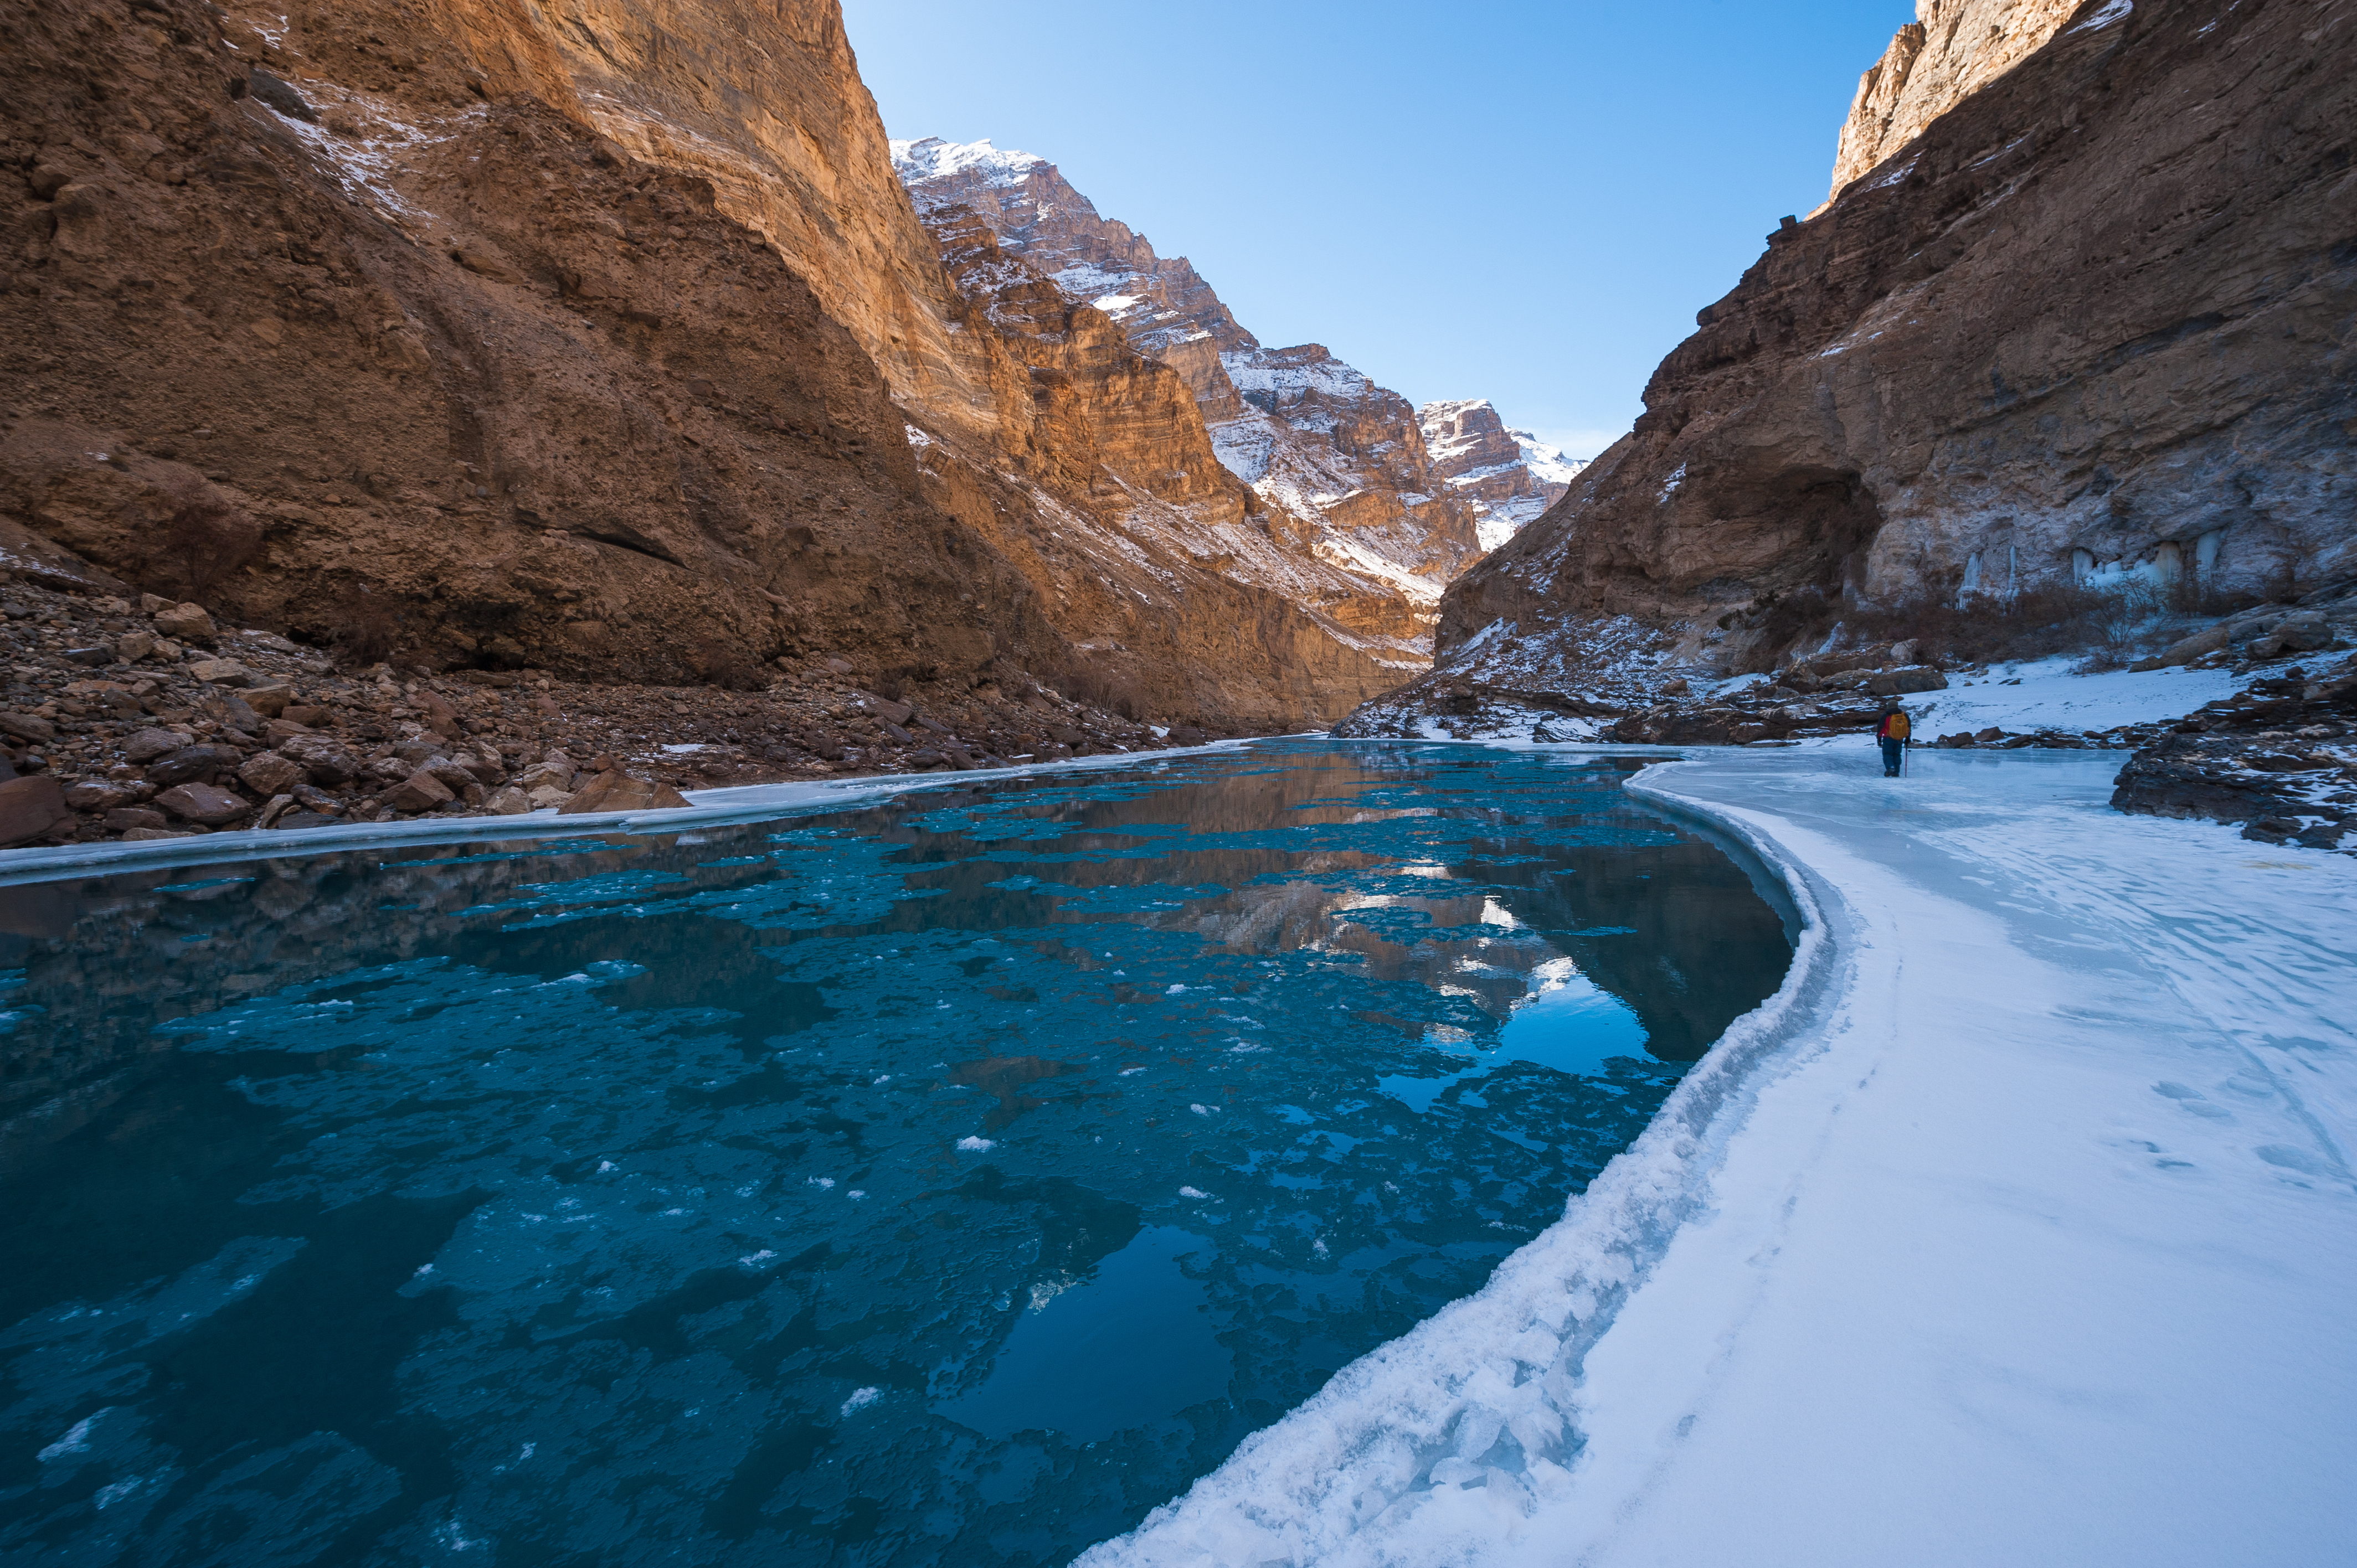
1089, 745, 2357, 1567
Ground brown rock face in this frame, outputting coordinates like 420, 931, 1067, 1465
1435, 0, 2357, 686
1823, 0, 2082, 210
894, 138, 1255, 417
1417, 400, 1586, 553
0, 0, 1402, 729
0, 0, 1052, 692
894, 138, 1490, 646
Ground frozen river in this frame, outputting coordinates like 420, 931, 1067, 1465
0, 741, 1790, 1565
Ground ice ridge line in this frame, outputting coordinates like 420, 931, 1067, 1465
1083, 760, 1857, 1564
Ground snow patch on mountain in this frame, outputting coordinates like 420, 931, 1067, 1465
1514, 429, 1588, 489
1421, 400, 1589, 551
889, 136, 1042, 198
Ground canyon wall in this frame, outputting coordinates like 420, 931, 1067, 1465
0, 0, 1422, 725
1418, 0, 2355, 704
1821, 0, 2083, 209
894, 138, 1490, 631
1418, 400, 1584, 552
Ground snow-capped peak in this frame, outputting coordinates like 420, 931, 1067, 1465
1510, 429, 1587, 487
889, 136, 1043, 189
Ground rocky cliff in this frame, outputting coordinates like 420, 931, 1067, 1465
0, 0, 1423, 729
1418, 400, 1585, 552
893, 137, 1491, 639
1352, 0, 2356, 734
1821, 0, 2082, 209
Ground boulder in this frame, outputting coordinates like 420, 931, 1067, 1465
246, 68, 317, 122
2270, 614, 2332, 653
63, 646, 112, 667
513, 759, 577, 793
187, 658, 252, 685
243, 685, 295, 718
114, 630, 158, 663
0, 713, 56, 745
2162, 623, 2232, 665
123, 726, 186, 762
0, 776, 72, 845
155, 782, 251, 826
145, 744, 244, 786
379, 770, 456, 812
483, 785, 533, 815
278, 734, 362, 785
861, 692, 917, 726
64, 780, 136, 811
104, 806, 171, 833
416, 688, 464, 740
238, 752, 307, 797
1866, 667, 1949, 696
152, 602, 215, 646
215, 693, 263, 734
558, 771, 692, 814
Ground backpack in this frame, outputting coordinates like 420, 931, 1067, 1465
1883, 711, 1911, 740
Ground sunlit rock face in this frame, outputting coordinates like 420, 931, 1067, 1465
1405, 0, 2356, 724
0, 0, 1426, 727
893, 137, 1255, 419
1821, 0, 2082, 212
1418, 400, 1587, 553
893, 138, 1492, 644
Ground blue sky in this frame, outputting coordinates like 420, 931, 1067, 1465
840, 0, 1909, 458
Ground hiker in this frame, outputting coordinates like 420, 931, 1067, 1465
1875, 701, 1911, 777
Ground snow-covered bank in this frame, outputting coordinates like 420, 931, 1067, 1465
1898, 654, 2243, 736
1089, 746, 2357, 1566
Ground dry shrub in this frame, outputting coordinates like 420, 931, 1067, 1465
155, 497, 263, 600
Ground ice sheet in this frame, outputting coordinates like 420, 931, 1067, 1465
1087, 746, 2357, 1565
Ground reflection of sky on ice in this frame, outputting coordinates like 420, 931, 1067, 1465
0, 741, 1789, 1566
